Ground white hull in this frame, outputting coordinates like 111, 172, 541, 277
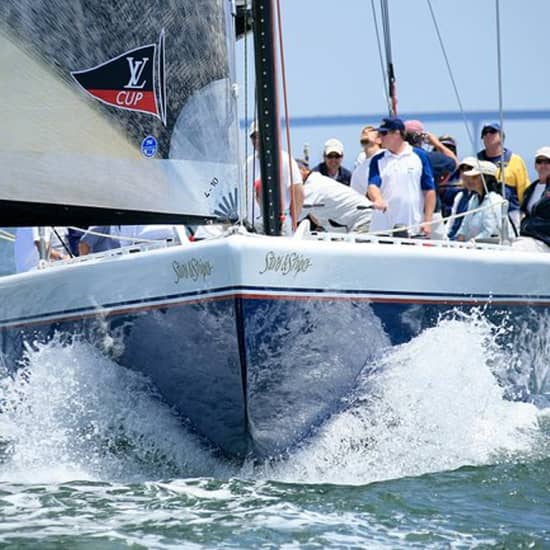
1, 232, 548, 456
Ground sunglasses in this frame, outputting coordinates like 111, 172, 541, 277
535, 158, 550, 165
326, 153, 342, 159
360, 139, 369, 146
482, 129, 498, 137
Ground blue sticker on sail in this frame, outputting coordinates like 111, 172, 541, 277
141, 135, 158, 158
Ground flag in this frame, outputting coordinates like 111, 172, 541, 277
71, 31, 166, 125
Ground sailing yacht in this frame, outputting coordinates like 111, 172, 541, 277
0, 0, 549, 459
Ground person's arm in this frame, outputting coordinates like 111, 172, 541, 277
367, 184, 387, 211
367, 153, 387, 210
292, 184, 304, 218
417, 149, 436, 235
475, 195, 502, 240
421, 189, 436, 236
424, 132, 458, 163
515, 156, 531, 204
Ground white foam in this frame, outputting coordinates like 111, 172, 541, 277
261, 316, 546, 485
0, 336, 231, 484
0, 314, 547, 486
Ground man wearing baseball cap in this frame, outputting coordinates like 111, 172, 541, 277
312, 138, 352, 186
478, 121, 530, 230
367, 117, 436, 237
518, 146, 550, 250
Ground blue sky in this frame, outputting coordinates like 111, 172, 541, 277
235, 0, 550, 179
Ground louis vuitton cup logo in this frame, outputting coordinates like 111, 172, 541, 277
71, 30, 166, 124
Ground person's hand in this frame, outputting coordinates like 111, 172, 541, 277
420, 220, 432, 236
49, 250, 68, 262
423, 132, 437, 146
373, 198, 388, 212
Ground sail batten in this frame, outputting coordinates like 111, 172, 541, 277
0, 0, 240, 226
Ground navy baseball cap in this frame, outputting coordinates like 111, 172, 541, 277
376, 117, 405, 134
481, 122, 501, 136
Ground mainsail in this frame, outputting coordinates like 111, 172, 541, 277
0, 0, 240, 226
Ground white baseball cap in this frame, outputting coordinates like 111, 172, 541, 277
324, 138, 344, 156
535, 146, 550, 160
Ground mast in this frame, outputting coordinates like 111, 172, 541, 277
380, 0, 397, 116
252, 0, 283, 236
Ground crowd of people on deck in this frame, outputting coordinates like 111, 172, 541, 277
13, 116, 550, 272
244, 116, 550, 249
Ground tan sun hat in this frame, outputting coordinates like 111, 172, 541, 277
458, 156, 478, 169
463, 160, 497, 177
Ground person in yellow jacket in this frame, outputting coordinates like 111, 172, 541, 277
477, 122, 530, 230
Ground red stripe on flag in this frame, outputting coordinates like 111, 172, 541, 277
86, 89, 158, 115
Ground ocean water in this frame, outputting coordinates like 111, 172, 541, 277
0, 316, 549, 548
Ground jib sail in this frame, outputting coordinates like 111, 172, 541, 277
0, 0, 240, 226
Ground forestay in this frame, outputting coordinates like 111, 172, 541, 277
0, 0, 240, 226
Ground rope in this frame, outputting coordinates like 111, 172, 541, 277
426, 0, 476, 153
425, 0, 491, 216
243, 1, 251, 226
249, 3, 258, 228
366, 196, 507, 238
275, 0, 298, 231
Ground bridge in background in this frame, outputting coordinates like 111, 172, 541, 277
285, 109, 550, 140
243, 109, 550, 141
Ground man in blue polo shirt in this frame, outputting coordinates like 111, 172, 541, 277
367, 117, 436, 237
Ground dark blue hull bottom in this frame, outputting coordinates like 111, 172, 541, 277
1, 296, 545, 457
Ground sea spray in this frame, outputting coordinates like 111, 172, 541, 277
0, 336, 232, 484
258, 315, 545, 485
0, 314, 547, 488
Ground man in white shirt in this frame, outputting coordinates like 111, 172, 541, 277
298, 160, 372, 232
245, 121, 303, 235
367, 117, 436, 237
351, 125, 383, 196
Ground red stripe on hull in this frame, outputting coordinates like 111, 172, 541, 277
1, 291, 550, 331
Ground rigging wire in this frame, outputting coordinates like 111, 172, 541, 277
51, 227, 73, 258
495, 1, 506, 188
426, 0, 476, 154
495, 0, 507, 242
275, 0, 298, 231
370, 0, 391, 114
427, 0, 510, 241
